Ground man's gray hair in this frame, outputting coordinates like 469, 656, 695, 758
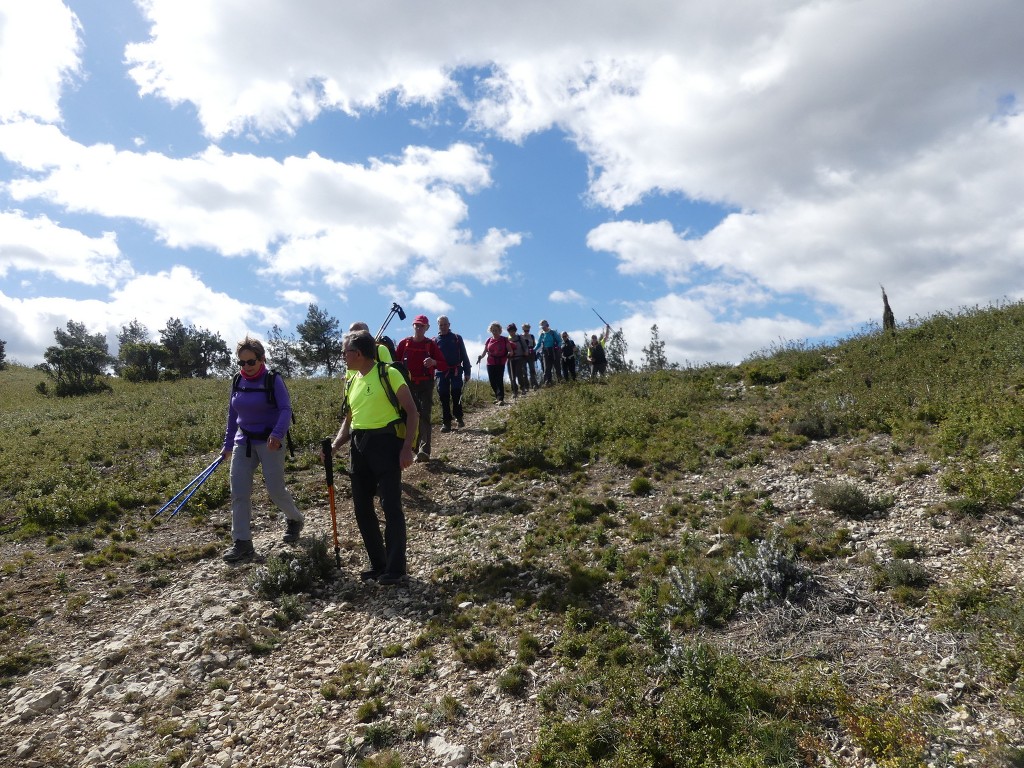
344, 330, 377, 359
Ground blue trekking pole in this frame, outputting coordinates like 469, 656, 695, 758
151, 456, 224, 520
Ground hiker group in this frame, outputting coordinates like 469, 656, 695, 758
213, 311, 612, 585
477, 319, 611, 405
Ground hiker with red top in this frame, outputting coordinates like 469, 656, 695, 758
477, 321, 513, 405
396, 315, 447, 462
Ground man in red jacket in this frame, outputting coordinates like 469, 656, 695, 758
396, 315, 447, 462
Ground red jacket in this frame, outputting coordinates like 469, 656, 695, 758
396, 337, 447, 383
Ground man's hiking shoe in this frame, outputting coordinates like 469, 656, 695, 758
223, 540, 255, 563
440, 424, 451, 433
457, 418, 465, 428
377, 572, 406, 586
360, 569, 383, 582
416, 450, 430, 463
283, 519, 304, 543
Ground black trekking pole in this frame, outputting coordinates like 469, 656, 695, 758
591, 307, 611, 328
321, 438, 342, 569
375, 302, 406, 342
151, 455, 223, 521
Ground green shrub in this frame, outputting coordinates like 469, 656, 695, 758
812, 481, 884, 519
497, 664, 530, 696
355, 698, 386, 723
629, 476, 653, 496
871, 560, 931, 592
251, 538, 334, 599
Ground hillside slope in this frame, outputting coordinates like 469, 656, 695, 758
2, 390, 1022, 767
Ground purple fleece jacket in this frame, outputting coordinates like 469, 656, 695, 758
222, 369, 293, 451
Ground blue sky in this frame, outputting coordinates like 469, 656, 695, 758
2, 0, 1023, 370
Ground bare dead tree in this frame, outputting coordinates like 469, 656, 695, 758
881, 285, 896, 334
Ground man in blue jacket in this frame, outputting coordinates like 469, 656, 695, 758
433, 315, 472, 432
534, 319, 561, 386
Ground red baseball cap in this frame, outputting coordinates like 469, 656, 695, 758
413, 315, 429, 326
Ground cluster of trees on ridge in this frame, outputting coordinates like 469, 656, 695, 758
11, 303, 673, 398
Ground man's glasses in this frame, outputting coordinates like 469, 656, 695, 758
238, 359, 260, 367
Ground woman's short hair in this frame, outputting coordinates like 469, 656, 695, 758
237, 336, 265, 360
344, 330, 377, 359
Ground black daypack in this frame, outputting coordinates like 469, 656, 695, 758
231, 369, 296, 456
378, 335, 398, 361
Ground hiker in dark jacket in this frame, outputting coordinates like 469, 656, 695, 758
560, 331, 578, 381
221, 336, 304, 562
506, 323, 530, 398
534, 320, 561, 385
521, 323, 539, 388
587, 324, 611, 377
434, 315, 471, 432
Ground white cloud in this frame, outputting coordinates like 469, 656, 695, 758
278, 289, 316, 306
0, 266, 290, 365
0, 122, 517, 289
407, 292, 452, 317
0, 211, 132, 287
549, 289, 584, 304
0, 0, 81, 123
616, 294, 825, 366
586, 220, 696, 284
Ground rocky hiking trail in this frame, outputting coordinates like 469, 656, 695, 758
3, 392, 1024, 767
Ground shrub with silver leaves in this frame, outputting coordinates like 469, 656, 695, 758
730, 535, 808, 608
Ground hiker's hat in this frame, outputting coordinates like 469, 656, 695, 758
413, 314, 429, 326
540, 319, 549, 328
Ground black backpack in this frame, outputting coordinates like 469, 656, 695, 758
231, 369, 296, 456
378, 335, 398, 361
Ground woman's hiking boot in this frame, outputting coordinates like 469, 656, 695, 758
283, 519, 304, 543
223, 539, 255, 562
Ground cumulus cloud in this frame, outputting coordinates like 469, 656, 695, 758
0, 211, 132, 287
549, 289, 584, 304
615, 293, 825, 366
0, 123, 516, 290
0, 267, 291, 365
0, 0, 81, 123
278, 289, 317, 306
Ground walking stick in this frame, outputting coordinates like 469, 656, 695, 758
321, 438, 342, 569
374, 302, 406, 342
151, 455, 223, 520
591, 307, 611, 328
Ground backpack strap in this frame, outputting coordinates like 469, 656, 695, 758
378, 362, 417, 445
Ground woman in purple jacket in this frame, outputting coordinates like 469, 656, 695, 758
221, 337, 304, 562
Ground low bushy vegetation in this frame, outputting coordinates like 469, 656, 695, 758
496, 301, 1024, 513
6, 300, 1024, 764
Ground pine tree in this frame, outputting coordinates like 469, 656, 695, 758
296, 303, 343, 376
641, 324, 668, 371
267, 324, 300, 377
606, 327, 633, 373
40, 320, 114, 396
